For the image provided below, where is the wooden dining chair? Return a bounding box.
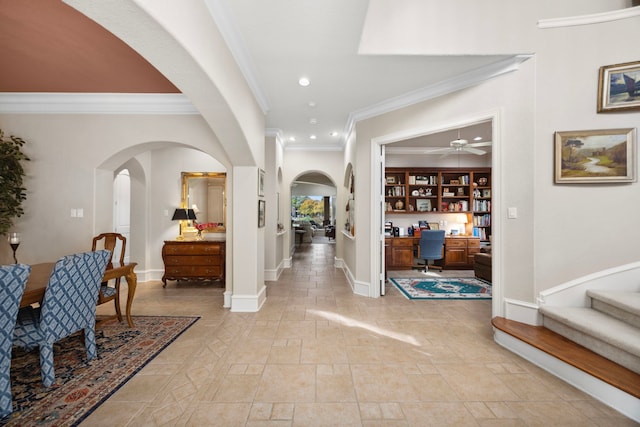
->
[91,233,126,323]
[0,264,30,417]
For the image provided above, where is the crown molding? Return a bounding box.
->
[538,6,640,28]
[344,55,532,141]
[0,93,198,114]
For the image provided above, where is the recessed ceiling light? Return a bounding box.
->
[289,136,296,142]
[329,131,338,137]
[309,118,317,124]
[308,101,316,108]
[474,136,483,141]
[298,77,310,87]
[310,135,317,140]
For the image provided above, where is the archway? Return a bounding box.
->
[291,171,337,244]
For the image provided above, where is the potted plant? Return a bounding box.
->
[0,129,29,236]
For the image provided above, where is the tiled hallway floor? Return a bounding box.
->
[85,242,636,426]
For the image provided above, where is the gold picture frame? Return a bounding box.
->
[598,61,640,113]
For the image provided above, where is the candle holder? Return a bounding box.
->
[8,232,20,264]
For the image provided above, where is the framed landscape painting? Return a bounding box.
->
[554,128,636,183]
[598,61,640,112]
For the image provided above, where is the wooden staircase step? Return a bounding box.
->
[491,316,640,399]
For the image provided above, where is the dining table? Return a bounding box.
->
[23,262,138,327]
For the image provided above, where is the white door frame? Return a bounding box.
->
[369,109,503,317]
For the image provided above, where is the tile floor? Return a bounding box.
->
[84,242,637,426]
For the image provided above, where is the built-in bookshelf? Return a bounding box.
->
[385,167,491,241]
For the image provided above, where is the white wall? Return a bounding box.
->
[352,0,640,308]
[265,135,286,280]
[0,114,226,272]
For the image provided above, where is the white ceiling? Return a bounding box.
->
[210,0,511,150]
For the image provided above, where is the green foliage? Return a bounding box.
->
[0,129,30,235]
[299,198,323,217]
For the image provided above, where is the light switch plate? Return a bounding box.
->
[508,207,517,219]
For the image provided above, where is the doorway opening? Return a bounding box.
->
[113,169,130,263]
[291,172,336,244]
[373,111,500,316]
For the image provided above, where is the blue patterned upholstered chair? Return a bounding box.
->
[0,264,31,418]
[13,250,109,387]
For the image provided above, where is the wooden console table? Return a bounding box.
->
[162,240,225,287]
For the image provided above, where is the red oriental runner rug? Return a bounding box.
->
[2,316,199,426]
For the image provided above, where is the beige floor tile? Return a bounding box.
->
[255,364,316,402]
[507,401,599,426]
[186,403,252,426]
[79,241,635,427]
[401,402,478,427]
[435,363,520,401]
[293,403,361,426]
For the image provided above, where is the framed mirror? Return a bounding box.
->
[181,172,226,232]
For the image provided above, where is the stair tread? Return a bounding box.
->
[539,306,640,354]
[492,317,640,399]
[587,290,640,317]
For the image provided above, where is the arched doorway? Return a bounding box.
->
[291,172,336,244]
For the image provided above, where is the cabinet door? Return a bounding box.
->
[391,246,414,268]
[445,248,467,266]
[467,238,480,266]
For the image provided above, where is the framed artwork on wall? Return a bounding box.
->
[258,169,265,197]
[554,128,636,183]
[597,61,640,113]
[258,200,265,227]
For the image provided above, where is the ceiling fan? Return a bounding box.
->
[422,130,492,156]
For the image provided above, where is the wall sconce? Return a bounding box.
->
[171,208,196,238]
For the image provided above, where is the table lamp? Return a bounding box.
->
[458,213,469,235]
[171,208,196,238]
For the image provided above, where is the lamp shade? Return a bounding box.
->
[171,208,197,221]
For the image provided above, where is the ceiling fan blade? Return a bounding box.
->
[424,147,455,154]
[464,147,487,155]
[468,141,492,148]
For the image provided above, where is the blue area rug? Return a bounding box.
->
[389,277,492,300]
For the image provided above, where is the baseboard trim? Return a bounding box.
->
[230,284,267,312]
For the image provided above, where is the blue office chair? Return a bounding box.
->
[0,264,30,418]
[13,250,110,387]
[418,229,445,272]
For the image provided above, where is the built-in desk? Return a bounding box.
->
[384,235,479,270]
